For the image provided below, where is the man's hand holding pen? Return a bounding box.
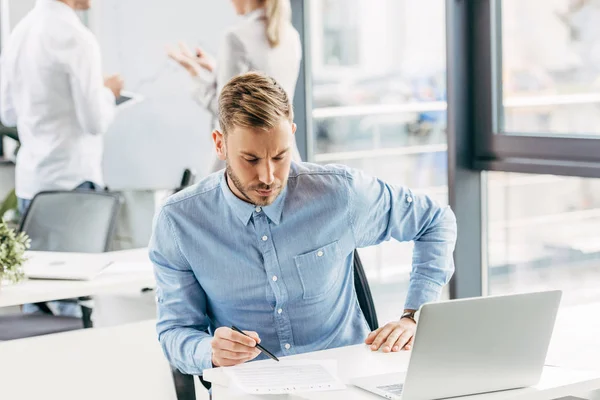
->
[211,326,262,367]
[211,326,281,367]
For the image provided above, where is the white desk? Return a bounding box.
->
[0,320,189,400]
[204,344,600,399]
[0,318,597,400]
[0,248,155,308]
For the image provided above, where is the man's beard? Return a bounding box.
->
[226,161,283,206]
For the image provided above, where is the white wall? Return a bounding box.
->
[6,0,35,30]
[90,0,237,191]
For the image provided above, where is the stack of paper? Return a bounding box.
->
[224,359,346,395]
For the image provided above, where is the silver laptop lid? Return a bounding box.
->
[402,290,562,400]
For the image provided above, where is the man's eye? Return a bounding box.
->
[273,157,283,161]
[245,158,259,164]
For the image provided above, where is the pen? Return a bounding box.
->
[231,325,280,362]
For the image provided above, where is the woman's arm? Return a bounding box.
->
[192,31,248,116]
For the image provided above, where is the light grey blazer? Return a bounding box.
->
[193,8,302,165]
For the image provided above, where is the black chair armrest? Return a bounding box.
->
[171,366,198,400]
[171,365,212,400]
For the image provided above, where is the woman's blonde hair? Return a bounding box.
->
[262,0,291,48]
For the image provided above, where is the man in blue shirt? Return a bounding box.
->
[149,72,457,374]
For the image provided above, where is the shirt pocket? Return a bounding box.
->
[294,240,342,300]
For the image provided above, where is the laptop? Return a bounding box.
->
[24,251,113,281]
[352,290,562,400]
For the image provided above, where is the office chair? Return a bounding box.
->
[175,168,196,193]
[170,249,379,399]
[0,190,122,341]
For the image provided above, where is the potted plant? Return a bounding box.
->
[0,219,30,288]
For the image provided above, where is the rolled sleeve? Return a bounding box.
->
[406,204,456,309]
[346,167,457,312]
[150,207,213,375]
[193,336,214,373]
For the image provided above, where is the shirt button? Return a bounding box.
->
[317,250,324,257]
[406,196,413,203]
[284,343,291,350]
[272,275,278,282]
[262,235,268,241]
[277,308,283,314]
[255,206,262,212]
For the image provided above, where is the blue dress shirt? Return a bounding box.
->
[149,162,456,375]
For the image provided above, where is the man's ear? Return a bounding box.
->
[292,123,297,136]
[213,130,227,161]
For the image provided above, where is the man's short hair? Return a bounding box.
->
[218,72,293,136]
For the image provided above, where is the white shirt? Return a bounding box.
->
[0,0,116,199]
[192,8,302,161]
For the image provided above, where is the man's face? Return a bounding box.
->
[74,0,92,10]
[214,118,296,207]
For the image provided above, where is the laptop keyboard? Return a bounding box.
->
[378,383,405,396]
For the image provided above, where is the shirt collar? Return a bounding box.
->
[244,8,266,21]
[220,172,287,226]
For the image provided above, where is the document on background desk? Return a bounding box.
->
[224,359,346,394]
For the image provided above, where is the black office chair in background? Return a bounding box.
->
[0,190,122,341]
[170,249,379,399]
[175,168,196,193]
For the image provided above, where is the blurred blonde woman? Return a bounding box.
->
[169,0,302,169]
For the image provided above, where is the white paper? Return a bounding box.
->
[224,359,346,395]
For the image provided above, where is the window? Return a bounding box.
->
[308,0,447,323]
[470,0,600,176]
[320,0,359,66]
[488,172,600,307]
[500,0,600,137]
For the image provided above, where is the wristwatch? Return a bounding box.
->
[400,310,417,323]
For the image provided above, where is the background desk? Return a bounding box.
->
[204,344,600,399]
[0,248,155,308]
[0,320,191,400]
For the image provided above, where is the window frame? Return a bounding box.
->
[471,0,600,178]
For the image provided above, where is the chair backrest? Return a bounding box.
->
[19,191,121,253]
[352,249,379,331]
[175,168,196,193]
[170,249,379,400]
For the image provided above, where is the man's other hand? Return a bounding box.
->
[364,318,416,353]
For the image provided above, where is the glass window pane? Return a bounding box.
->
[500,0,600,136]
[488,172,600,307]
[310,0,448,324]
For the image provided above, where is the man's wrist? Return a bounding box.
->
[400,309,417,322]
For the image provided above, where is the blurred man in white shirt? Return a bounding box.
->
[0,0,123,216]
[0,0,122,317]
